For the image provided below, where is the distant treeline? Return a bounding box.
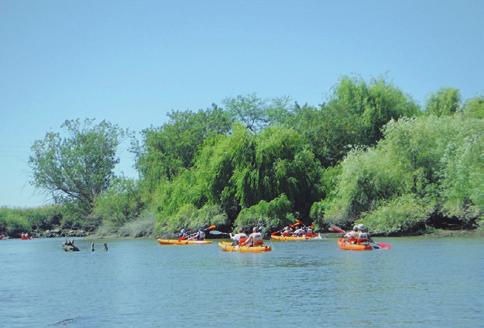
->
[1,77,482,238]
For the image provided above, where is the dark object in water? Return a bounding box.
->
[104,243,108,251]
[63,244,80,252]
[63,239,79,252]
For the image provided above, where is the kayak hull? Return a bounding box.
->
[218,242,271,253]
[337,238,373,251]
[271,234,320,241]
[158,239,212,245]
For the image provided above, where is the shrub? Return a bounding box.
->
[93,177,144,228]
[357,194,433,235]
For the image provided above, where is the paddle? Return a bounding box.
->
[209,230,229,236]
[329,225,346,234]
[375,242,392,250]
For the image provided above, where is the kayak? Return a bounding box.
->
[337,238,373,251]
[158,239,212,245]
[271,234,320,241]
[218,242,272,253]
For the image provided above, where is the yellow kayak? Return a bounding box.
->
[218,241,271,253]
[271,234,320,241]
[158,239,212,245]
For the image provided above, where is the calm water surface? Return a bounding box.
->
[0,237,482,327]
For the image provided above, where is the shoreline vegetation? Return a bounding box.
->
[1,77,482,240]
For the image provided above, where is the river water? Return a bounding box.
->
[0,237,482,327]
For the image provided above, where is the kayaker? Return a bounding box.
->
[191,229,206,241]
[356,224,370,244]
[178,228,189,240]
[230,228,248,246]
[294,227,305,236]
[282,226,293,236]
[306,226,315,237]
[244,227,263,247]
[344,226,359,244]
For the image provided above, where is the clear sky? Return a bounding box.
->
[1,0,483,207]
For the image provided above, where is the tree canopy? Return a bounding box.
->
[19,76,483,237]
[29,119,123,217]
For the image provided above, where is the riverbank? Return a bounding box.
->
[3,216,482,240]
[421,227,484,238]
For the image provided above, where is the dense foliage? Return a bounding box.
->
[0,205,63,237]
[323,114,483,234]
[5,76,479,238]
[93,177,144,228]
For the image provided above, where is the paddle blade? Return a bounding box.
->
[209,230,227,236]
[329,225,345,234]
[377,242,392,250]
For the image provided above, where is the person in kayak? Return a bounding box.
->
[294,226,305,236]
[244,227,263,247]
[306,225,316,237]
[190,229,206,241]
[281,226,294,236]
[344,225,359,244]
[356,224,371,244]
[230,228,248,246]
[178,228,190,240]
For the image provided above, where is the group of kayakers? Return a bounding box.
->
[175,218,377,250]
[229,227,264,246]
[178,226,212,241]
[272,218,318,238]
[20,232,31,240]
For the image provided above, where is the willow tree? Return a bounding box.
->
[135,105,232,194]
[283,77,420,167]
[29,119,123,217]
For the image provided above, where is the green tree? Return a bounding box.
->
[135,105,232,193]
[323,114,483,234]
[425,88,461,116]
[283,77,419,167]
[462,96,484,119]
[223,94,294,132]
[29,119,123,217]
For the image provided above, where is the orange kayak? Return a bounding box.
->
[271,234,320,241]
[337,238,373,251]
[218,242,271,253]
[158,239,212,245]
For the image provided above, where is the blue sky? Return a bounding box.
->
[1,0,483,207]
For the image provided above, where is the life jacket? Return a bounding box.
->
[348,236,358,244]
[238,237,247,245]
[357,232,369,244]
